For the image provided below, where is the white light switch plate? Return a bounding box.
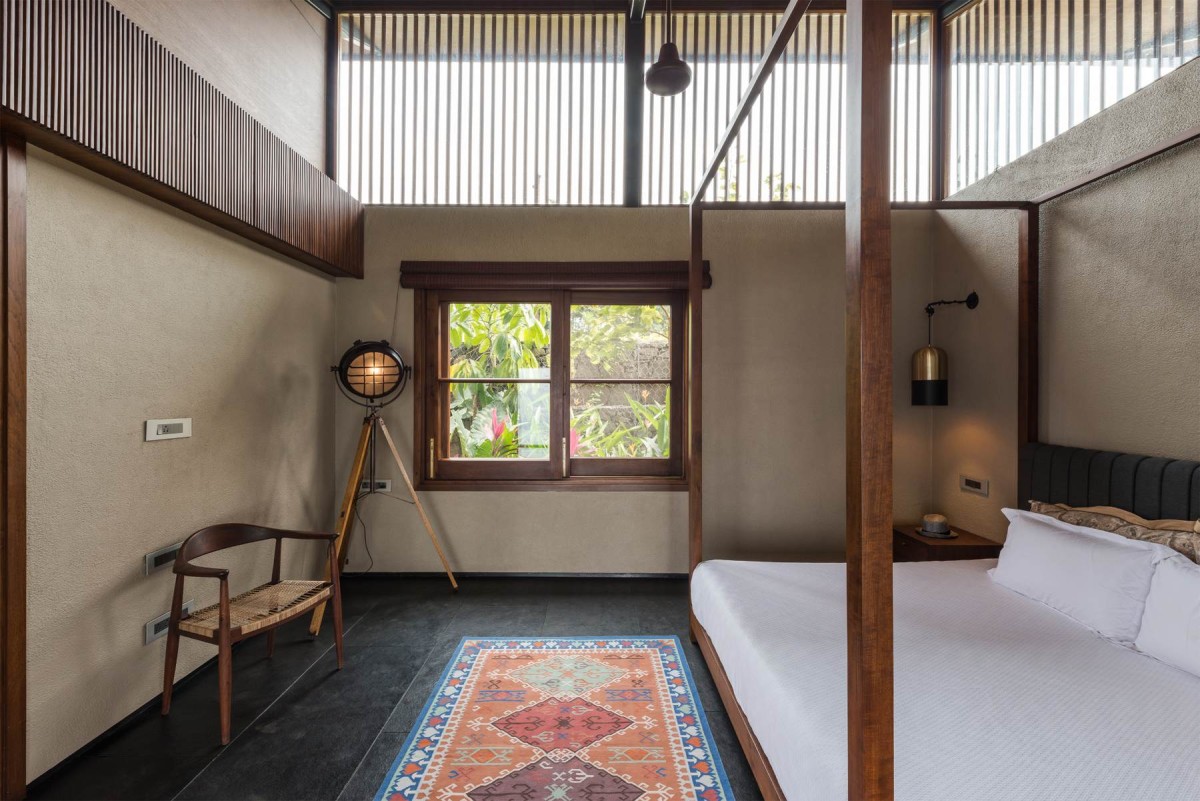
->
[145,418,192,441]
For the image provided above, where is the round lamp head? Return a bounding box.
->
[646,42,692,96]
[335,340,410,407]
[911,345,948,406]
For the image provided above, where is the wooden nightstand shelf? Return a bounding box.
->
[893,524,1002,562]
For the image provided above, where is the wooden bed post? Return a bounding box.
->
[844,2,895,800]
[1017,205,1040,446]
[687,203,703,574]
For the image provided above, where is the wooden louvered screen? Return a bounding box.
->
[337,12,626,205]
[645,10,933,204]
[0,0,362,277]
[947,0,1200,194]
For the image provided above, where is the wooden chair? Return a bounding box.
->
[160,523,345,745]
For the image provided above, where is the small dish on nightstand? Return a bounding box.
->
[919,513,956,538]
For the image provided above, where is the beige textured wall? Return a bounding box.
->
[112,0,327,165]
[335,207,934,573]
[24,151,336,779]
[932,59,1200,540]
[930,210,1021,539]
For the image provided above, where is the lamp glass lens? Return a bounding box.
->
[347,350,401,398]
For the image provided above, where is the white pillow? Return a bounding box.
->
[1135,556,1200,677]
[991,508,1175,642]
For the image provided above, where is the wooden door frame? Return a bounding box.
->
[1,132,28,801]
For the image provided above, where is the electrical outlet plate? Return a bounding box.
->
[146,418,192,441]
[145,542,183,575]
[960,474,990,497]
[359,478,393,493]
[145,599,194,644]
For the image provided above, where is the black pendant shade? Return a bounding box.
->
[646,0,691,97]
[646,41,692,96]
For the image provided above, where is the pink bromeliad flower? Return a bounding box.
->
[569,427,580,457]
[490,408,507,441]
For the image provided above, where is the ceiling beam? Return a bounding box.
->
[630,0,648,19]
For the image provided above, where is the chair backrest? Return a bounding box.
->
[178,523,281,563]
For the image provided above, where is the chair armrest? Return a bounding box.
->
[174,563,230,579]
[276,529,338,542]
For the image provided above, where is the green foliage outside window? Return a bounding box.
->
[446,301,672,460]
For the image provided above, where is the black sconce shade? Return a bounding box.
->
[912,292,977,407]
[912,345,949,406]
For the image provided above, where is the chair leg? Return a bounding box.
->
[218,632,233,745]
[331,585,345,670]
[161,624,180,715]
[266,630,275,658]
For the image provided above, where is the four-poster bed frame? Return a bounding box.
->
[679,1,1200,800]
[685,2,902,796]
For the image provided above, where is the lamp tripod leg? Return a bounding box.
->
[310,415,373,637]
[377,416,458,591]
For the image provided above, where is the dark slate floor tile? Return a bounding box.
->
[98,628,344,759]
[541,597,643,637]
[342,595,456,648]
[28,753,212,801]
[176,645,426,801]
[334,730,409,801]
[676,638,723,713]
[380,635,462,734]
[437,601,547,638]
[703,708,765,801]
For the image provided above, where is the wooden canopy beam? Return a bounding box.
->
[844,1,895,799]
[688,0,814,206]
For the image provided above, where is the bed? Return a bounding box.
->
[691,444,1200,800]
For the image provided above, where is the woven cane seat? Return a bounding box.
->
[179,580,331,638]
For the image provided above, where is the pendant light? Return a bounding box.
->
[912,292,979,406]
[645,0,692,97]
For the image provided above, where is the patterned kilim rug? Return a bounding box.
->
[374,637,732,801]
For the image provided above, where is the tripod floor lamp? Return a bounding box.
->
[310,340,457,637]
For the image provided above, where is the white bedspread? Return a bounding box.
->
[692,559,1200,801]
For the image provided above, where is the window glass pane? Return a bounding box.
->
[337,12,626,205]
[948,0,1200,194]
[448,380,550,459]
[448,302,551,379]
[570,304,671,380]
[570,384,670,459]
[646,11,933,204]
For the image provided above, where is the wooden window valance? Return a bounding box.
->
[399,261,713,291]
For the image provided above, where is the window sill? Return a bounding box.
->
[415,477,688,492]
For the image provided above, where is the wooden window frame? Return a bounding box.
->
[415,286,686,491]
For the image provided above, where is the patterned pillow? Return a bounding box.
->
[1029,501,1200,564]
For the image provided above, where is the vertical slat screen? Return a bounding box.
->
[338,12,626,205]
[645,11,933,204]
[0,0,362,276]
[948,0,1200,193]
